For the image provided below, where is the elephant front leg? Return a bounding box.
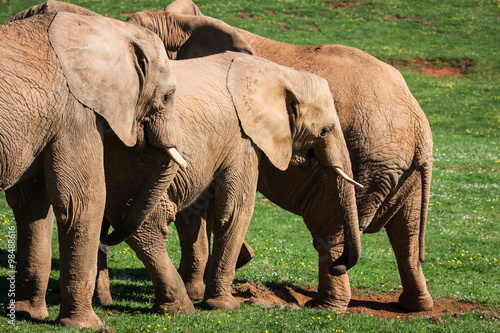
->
[305,231,351,311]
[306,256,351,310]
[6,180,54,320]
[45,127,105,328]
[175,212,209,300]
[385,185,433,311]
[127,206,195,315]
[202,165,258,310]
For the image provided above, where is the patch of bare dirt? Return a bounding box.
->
[388,57,472,77]
[235,11,255,19]
[232,282,497,321]
[324,1,372,9]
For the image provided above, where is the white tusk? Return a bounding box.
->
[334,167,364,188]
[166,147,187,170]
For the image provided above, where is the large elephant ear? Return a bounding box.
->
[227,56,297,171]
[175,14,254,59]
[128,10,254,59]
[165,0,203,16]
[49,12,157,147]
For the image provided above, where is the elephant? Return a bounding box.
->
[161,0,435,312]
[94,48,362,313]
[0,11,185,328]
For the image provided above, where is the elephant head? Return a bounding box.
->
[227,55,362,273]
[48,12,186,244]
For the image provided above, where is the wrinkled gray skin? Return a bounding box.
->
[1,11,182,328]
[164,0,434,312]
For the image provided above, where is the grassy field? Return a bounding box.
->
[1,0,499,332]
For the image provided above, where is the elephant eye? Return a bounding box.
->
[321,127,331,136]
[162,90,174,105]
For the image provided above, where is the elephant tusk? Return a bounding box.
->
[334,167,364,188]
[166,147,187,170]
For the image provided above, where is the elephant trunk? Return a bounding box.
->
[101,107,181,246]
[330,166,361,274]
[102,146,178,246]
[315,132,361,275]
[101,91,185,246]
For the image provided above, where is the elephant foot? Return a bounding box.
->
[201,295,240,310]
[305,295,349,311]
[398,291,433,312]
[92,278,113,306]
[184,281,205,300]
[93,268,113,306]
[56,309,103,329]
[13,300,49,320]
[154,299,196,315]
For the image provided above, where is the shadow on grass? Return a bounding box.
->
[348,298,404,313]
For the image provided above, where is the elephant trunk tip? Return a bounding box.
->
[330,260,347,276]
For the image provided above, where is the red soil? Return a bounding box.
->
[232,282,498,321]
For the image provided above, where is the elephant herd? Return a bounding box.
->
[0,0,433,328]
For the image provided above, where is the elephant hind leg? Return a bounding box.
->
[202,159,259,311]
[6,179,53,320]
[385,184,433,312]
[175,212,209,301]
[44,122,105,328]
[93,221,113,307]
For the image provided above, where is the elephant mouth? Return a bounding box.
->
[289,148,315,169]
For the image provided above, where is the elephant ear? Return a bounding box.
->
[227,56,297,171]
[49,12,152,147]
[175,14,254,59]
[164,0,204,16]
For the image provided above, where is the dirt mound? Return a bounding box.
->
[232,282,497,321]
[388,57,472,77]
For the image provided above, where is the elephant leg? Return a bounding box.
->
[5,180,53,320]
[385,184,433,311]
[175,212,209,300]
[306,266,351,311]
[202,162,259,310]
[302,192,351,310]
[45,127,105,328]
[236,240,255,269]
[127,203,195,315]
[305,245,351,310]
[93,219,113,306]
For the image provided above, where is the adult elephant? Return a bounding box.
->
[95,50,362,313]
[162,0,435,312]
[1,12,184,328]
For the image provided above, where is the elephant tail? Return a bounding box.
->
[418,161,433,263]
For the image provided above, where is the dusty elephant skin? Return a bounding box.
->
[163,0,434,312]
[93,50,359,314]
[0,11,183,328]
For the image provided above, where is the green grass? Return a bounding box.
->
[1,0,499,331]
